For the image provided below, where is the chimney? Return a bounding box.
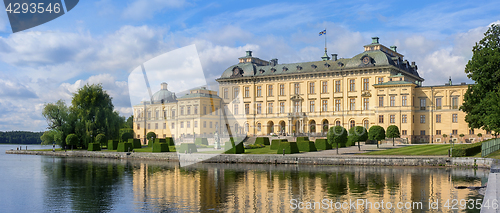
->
[331,54,338,61]
[270,58,278,66]
[161,82,168,90]
[372,37,379,44]
[246,50,252,57]
[390,46,397,52]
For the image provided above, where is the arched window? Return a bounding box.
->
[350,120,355,129]
[335,120,341,126]
[363,120,369,129]
[257,123,262,132]
[245,123,249,132]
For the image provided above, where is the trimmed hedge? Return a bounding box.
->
[152,142,170,152]
[255,137,270,145]
[128,139,142,148]
[296,136,309,143]
[315,139,332,150]
[195,138,209,146]
[178,143,197,153]
[271,139,287,150]
[155,138,166,143]
[276,142,299,154]
[117,142,134,152]
[107,140,118,150]
[148,139,154,147]
[165,137,175,146]
[452,142,483,157]
[87,143,101,151]
[297,141,317,152]
[224,138,244,154]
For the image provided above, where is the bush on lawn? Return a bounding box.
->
[117,142,134,152]
[276,142,299,154]
[255,137,270,145]
[296,136,309,143]
[152,142,170,152]
[107,140,118,150]
[195,138,208,146]
[452,142,483,157]
[128,138,142,148]
[244,144,265,149]
[224,137,244,154]
[270,139,287,150]
[87,143,101,151]
[315,139,332,150]
[297,141,317,152]
[178,143,197,153]
[165,137,175,146]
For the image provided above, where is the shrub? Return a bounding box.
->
[327,126,348,147]
[146,132,156,140]
[165,137,175,146]
[152,143,170,152]
[297,141,317,152]
[128,139,142,148]
[117,142,134,152]
[95,134,106,145]
[224,138,244,154]
[452,142,483,157]
[119,128,134,142]
[276,142,299,154]
[315,139,332,150]
[296,136,309,143]
[348,126,368,149]
[271,139,287,150]
[107,140,118,150]
[120,132,133,142]
[178,143,197,153]
[255,137,270,145]
[66,134,79,147]
[244,144,265,149]
[87,143,101,151]
[195,138,209,146]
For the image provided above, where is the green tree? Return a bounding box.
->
[477,133,483,141]
[386,125,400,146]
[71,84,121,148]
[461,24,500,134]
[348,126,368,151]
[443,134,448,144]
[459,133,465,143]
[41,130,58,145]
[327,126,348,149]
[121,132,133,142]
[124,115,134,129]
[146,131,156,144]
[66,133,79,149]
[368,125,385,148]
[42,100,74,147]
[95,133,106,147]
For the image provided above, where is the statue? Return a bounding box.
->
[214,126,220,149]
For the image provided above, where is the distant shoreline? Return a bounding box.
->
[5,150,498,169]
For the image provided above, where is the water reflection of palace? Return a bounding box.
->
[132,163,488,212]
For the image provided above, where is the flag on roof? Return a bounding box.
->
[319,29,326,36]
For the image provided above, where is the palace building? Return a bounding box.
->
[216,37,491,143]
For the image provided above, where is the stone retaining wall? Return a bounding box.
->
[6,150,498,168]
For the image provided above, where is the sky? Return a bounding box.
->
[0,0,499,132]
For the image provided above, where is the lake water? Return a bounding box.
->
[0,144,489,212]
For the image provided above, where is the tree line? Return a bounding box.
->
[0,131,43,144]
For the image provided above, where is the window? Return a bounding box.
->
[155,123,158,129]
[310,101,315,112]
[436,98,442,110]
[180,122,184,128]
[137,124,140,129]
[335,99,341,111]
[335,80,341,92]
[187,121,190,128]
[233,87,239,99]
[294,83,300,94]
[436,130,441,135]
[148,111,151,119]
[223,88,228,99]
[180,107,184,115]
[452,129,458,135]
[349,79,355,91]
[390,115,395,123]
[350,120,355,129]
[363,120,369,129]
[155,110,159,119]
[452,97,459,109]
[420,130,426,136]
[420,115,425,123]
[322,81,328,93]
[349,98,355,110]
[294,101,301,112]
[234,104,239,115]
[194,106,198,114]
[245,104,249,115]
[268,103,273,114]
[163,123,166,129]
[363,98,369,110]
[420,98,426,110]
[402,95,407,106]
[203,106,206,115]
[257,103,262,114]
[336,121,341,126]
[244,87,250,98]
[322,100,328,112]
[210,122,212,128]
[390,96,396,106]
[309,82,315,94]
[379,96,384,107]
[469,129,474,135]
[268,85,273,97]
[378,115,384,123]
[187,106,191,115]
[194,121,198,128]
[215,107,218,115]
[402,130,407,135]
[402,114,407,123]
[452,114,458,123]
[171,122,175,129]
[163,110,167,118]
[436,114,441,123]
[256,86,262,97]
[378,77,384,84]
[363,78,369,91]
[257,123,261,132]
[203,121,206,128]
[279,84,285,96]
[280,102,285,113]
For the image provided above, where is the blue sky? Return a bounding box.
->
[0,0,499,131]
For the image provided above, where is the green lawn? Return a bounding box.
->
[243,145,280,154]
[361,144,472,156]
[486,149,500,159]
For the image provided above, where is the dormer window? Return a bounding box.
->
[259,69,265,74]
[324,63,330,67]
[270,68,276,72]
[296,65,302,70]
[282,66,288,72]
[311,64,317,69]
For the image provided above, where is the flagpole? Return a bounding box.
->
[324,28,327,52]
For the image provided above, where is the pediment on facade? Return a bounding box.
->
[361,91,372,97]
[290,94,303,101]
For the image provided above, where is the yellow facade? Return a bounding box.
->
[216,37,492,143]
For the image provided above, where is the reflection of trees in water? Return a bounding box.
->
[346,172,368,195]
[367,172,386,195]
[42,158,131,212]
[326,172,348,197]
